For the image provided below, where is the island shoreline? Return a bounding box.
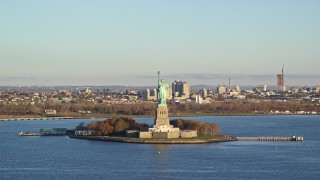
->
[68,135,237,144]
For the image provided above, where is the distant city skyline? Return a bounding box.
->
[1,1,319,86]
[0,73,319,87]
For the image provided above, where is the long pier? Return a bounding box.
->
[0,117,74,121]
[236,136,303,141]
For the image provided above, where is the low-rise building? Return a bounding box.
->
[44,109,57,115]
[75,130,94,136]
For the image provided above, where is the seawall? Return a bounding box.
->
[68,135,236,144]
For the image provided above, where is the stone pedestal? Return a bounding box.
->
[139,104,197,139]
[154,105,170,127]
[147,105,180,134]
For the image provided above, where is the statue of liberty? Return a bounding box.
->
[157,71,168,105]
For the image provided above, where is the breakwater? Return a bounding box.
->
[0,117,74,121]
[237,136,303,141]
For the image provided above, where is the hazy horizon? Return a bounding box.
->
[1,1,319,86]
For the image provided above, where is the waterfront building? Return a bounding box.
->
[44,109,57,115]
[75,130,93,136]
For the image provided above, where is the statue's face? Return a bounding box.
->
[161,80,164,83]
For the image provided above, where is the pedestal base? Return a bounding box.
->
[154,105,170,127]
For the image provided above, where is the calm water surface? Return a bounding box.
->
[0,116,319,180]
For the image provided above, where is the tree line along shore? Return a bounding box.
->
[0,100,319,119]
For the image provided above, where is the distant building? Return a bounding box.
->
[191,94,203,104]
[172,80,190,99]
[232,95,246,100]
[313,86,320,93]
[277,65,285,92]
[217,86,227,94]
[142,89,157,100]
[277,74,284,91]
[290,86,299,94]
[167,88,172,100]
[256,85,267,92]
[79,88,91,95]
[126,90,137,95]
[201,88,207,98]
[244,89,254,94]
[234,86,241,93]
[143,88,171,101]
[229,90,239,96]
[58,89,71,96]
[300,86,309,93]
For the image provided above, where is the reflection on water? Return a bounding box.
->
[153,144,170,169]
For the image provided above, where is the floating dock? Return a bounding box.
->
[236,136,303,141]
[19,128,67,136]
[19,132,43,136]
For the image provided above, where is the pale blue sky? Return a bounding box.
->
[0,0,319,86]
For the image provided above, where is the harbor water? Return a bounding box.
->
[0,115,319,179]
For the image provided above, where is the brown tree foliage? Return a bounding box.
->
[170,119,220,135]
[86,117,148,136]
